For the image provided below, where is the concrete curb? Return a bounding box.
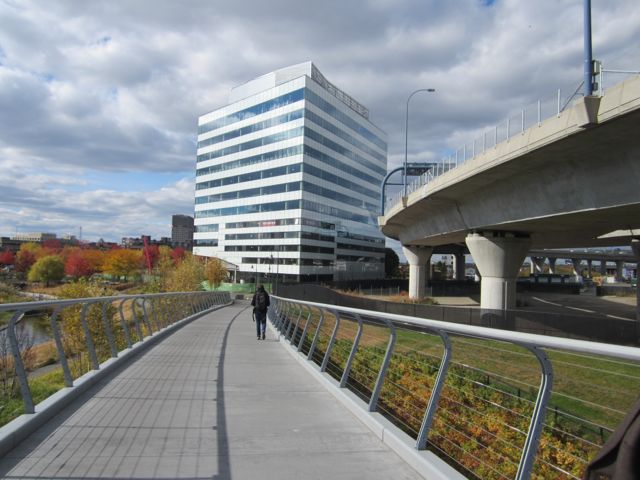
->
[269,323,466,480]
[0,302,232,458]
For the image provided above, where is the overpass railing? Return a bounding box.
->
[269,295,640,480]
[385,72,640,213]
[0,291,231,424]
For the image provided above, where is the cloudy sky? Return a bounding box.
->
[1,0,639,244]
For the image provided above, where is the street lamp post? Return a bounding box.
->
[404,88,435,197]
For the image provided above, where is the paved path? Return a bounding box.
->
[0,301,421,479]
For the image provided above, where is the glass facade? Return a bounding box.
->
[194,63,387,282]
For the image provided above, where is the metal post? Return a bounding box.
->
[369,318,397,412]
[417,330,452,450]
[515,345,554,480]
[584,0,593,97]
[340,314,363,388]
[320,310,341,373]
[308,309,325,361]
[297,306,313,352]
[8,311,34,413]
[49,306,73,387]
[80,302,100,370]
[118,299,133,348]
[287,304,302,341]
[101,301,118,358]
[404,88,435,198]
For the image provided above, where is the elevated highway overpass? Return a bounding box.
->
[379,75,640,312]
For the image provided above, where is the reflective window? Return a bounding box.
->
[196,145,303,177]
[305,109,385,162]
[197,127,303,163]
[305,127,385,177]
[198,110,304,149]
[305,89,386,151]
[198,89,304,135]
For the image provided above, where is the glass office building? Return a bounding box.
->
[193,62,387,282]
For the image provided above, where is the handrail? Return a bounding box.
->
[0,291,231,417]
[268,295,640,480]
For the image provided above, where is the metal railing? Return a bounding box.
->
[385,70,640,213]
[269,295,640,480]
[0,291,231,420]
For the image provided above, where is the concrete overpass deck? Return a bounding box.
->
[0,302,421,480]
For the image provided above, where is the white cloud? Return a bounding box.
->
[0,0,638,241]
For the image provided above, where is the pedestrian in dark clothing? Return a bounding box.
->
[251,285,270,340]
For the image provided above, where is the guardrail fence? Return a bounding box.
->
[269,296,640,480]
[0,291,230,425]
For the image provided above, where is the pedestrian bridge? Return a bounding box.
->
[0,293,639,480]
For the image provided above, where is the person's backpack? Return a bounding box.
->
[255,291,268,312]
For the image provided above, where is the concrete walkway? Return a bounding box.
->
[0,301,421,479]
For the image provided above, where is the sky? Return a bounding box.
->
[1,0,639,245]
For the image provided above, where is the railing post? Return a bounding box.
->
[417,329,452,450]
[49,306,73,387]
[537,99,541,126]
[307,309,325,361]
[139,298,153,334]
[515,345,554,480]
[287,304,302,342]
[320,310,341,373]
[8,311,34,414]
[101,301,118,358]
[151,298,161,331]
[340,314,363,388]
[118,299,133,348]
[369,318,397,412]
[131,298,144,341]
[297,306,313,352]
[80,302,100,370]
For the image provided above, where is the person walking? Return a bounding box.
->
[251,285,270,340]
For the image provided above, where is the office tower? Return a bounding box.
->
[194,62,387,282]
[171,214,194,249]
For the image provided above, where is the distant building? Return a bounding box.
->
[11,232,57,243]
[193,62,387,282]
[0,237,22,254]
[172,215,194,249]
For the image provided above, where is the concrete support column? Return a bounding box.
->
[403,245,433,299]
[454,253,465,280]
[587,259,593,278]
[600,260,608,276]
[465,232,531,311]
[547,257,557,274]
[530,256,545,275]
[571,258,582,281]
[615,260,625,282]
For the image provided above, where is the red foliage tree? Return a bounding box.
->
[142,244,160,270]
[14,249,36,273]
[171,247,186,265]
[42,239,63,256]
[0,249,14,266]
[65,251,92,278]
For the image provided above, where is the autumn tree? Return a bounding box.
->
[141,244,159,273]
[204,258,227,289]
[64,248,104,278]
[171,247,186,264]
[165,253,204,292]
[102,249,142,279]
[14,243,41,273]
[27,255,65,286]
[0,249,14,266]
